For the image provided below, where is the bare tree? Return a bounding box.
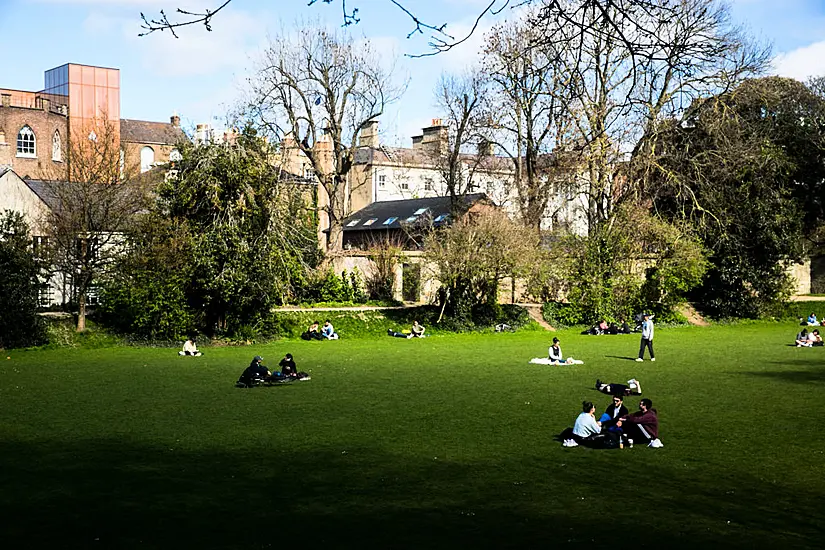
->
[525,0,769,234]
[484,13,580,230]
[246,23,404,251]
[139,0,510,56]
[43,117,150,331]
[430,71,495,215]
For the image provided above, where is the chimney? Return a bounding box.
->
[170,114,181,127]
[359,120,379,148]
[195,123,211,144]
[40,97,51,112]
[412,118,448,153]
[2,93,11,108]
[477,138,493,157]
[0,130,11,169]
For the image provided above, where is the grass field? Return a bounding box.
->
[1,322,824,549]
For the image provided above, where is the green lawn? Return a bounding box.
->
[1,322,823,549]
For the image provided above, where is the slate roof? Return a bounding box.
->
[120,119,186,145]
[341,193,489,232]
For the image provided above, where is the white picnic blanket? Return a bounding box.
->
[529,357,584,365]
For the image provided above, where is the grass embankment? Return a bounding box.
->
[1,322,823,549]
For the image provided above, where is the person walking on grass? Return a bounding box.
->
[636,313,655,362]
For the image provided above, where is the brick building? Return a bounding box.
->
[0,63,185,180]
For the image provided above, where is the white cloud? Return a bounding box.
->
[772,41,825,80]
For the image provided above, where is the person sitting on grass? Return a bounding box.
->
[237,356,271,388]
[561,401,604,447]
[178,337,202,356]
[302,321,324,341]
[595,378,642,396]
[278,353,311,381]
[599,395,629,435]
[808,313,819,326]
[387,322,423,338]
[617,398,663,448]
[809,329,823,347]
[796,328,811,347]
[321,320,339,340]
[409,320,426,338]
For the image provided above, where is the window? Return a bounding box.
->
[346,219,361,227]
[405,216,418,223]
[423,178,433,191]
[378,174,386,187]
[32,236,50,260]
[363,218,378,226]
[434,214,449,223]
[52,131,62,162]
[38,283,53,308]
[382,217,398,225]
[17,126,36,157]
[413,208,428,215]
[140,146,155,173]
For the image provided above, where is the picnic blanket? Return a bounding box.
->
[529,358,584,365]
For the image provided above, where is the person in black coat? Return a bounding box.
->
[237,356,271,387]
[279,353,297,377]
[599,395,629,433]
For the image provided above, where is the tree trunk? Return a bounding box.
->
[77,289,86,332]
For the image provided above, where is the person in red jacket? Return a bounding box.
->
[618,398,663,448]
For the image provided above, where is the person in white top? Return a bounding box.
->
[562,401,603,447]
[636,313,655,362]
[178,338,202,356]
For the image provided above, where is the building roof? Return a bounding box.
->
[341,193,489,232]
[120,119,186,145]
[354,145,514,173]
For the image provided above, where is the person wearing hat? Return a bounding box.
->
[636,313,655,362]
[237,355,271,387]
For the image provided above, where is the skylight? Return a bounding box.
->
[405,216,417,223]
[383,217,398,225]
[363,218,378,226]
[413,207,428,215]
[346,219,361,227]
[433,214,449,223]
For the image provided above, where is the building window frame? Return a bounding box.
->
[52,130,62,162]
[17,125,36,158]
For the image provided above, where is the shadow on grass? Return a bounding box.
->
[742,368,825,384]
[1,438,823,549]
[604,355,639,361]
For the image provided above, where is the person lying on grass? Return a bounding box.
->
[595,378,642,396]
[617,398,663,448]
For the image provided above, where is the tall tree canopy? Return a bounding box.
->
[649,76,825,317]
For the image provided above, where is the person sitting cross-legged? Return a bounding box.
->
[278,353,311,381]
[321,320,339,340]
[561,401,605,448]
[796,328,812,347]
[237,356,271,388]
[617,398,663,448]
[599,394,629,437]
[178,337,202,357]
[408,320,426,338]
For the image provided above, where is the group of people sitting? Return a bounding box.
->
[560,391,663,449]
[236,354,311,387]
[388,320,426,339]
[582,318,632,336]
[795,328,823,347]
[301,320,339,341]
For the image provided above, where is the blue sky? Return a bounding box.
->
[2,0,825,145]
